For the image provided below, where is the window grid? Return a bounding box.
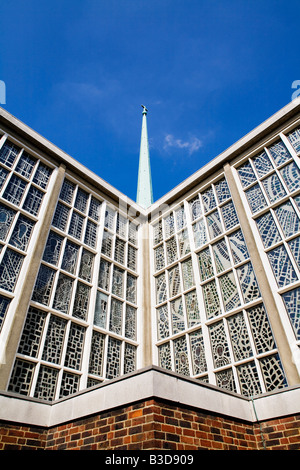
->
[235,131,300,350]
[10,179,140,400]
[152,175,286,396]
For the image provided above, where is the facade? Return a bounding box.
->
[0,100,300,450]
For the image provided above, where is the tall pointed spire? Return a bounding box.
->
[136,105,153,209]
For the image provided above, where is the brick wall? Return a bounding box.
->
[0,398,299,450]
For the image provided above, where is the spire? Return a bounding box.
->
[136,105,153,209]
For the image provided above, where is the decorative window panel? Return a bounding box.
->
[116,213,127,238]
[127,245,137,271]
[274,201,300,238]
[32,265,56,305]
[178,229,190,257]
[34,366,58,401]
[114,237,126,265]
[202,280,221,319]
[84,220,98,248]
[9,214,35,252]
[125,305,136,340]
[247,304,276,353]
[98,259,111,291]
[237,161,257,188]
[89,197,101,221]
[74,188,89,213]
[61,240,80,274]
[79,249,94,282]
[22,186,44,216]
[52,202,70,231]
[252,151,273,178]
[220,201,239,231]
[157,304,169,340]
[267,245,298,287]
[256,212,282,248]
[59,179,75,204]
[198,248,214,282]
[0,167,9,190]
[0,204,16,241]
[262,174,286,204]
[89,331,105,376]
[227,313,253,361]
[268,140,291,166]
[171,296,185,334]
[280,161,300,193]
[185,290,200,327]
[166,237,177,264]
[181,258,194,290]
[43,231,64,265]
[72,282,90,320]
[104,207,115,230]
[228,230,249,264]
[288,127,300,153]
[158,342,172,370]
[60,372,79,398]
[175,206,186,230]
[193,219,207,248]
[237,361,262,397]
[209,321,231,368]
[156,273,167,304]
[68,211,84,240]
[259,354,287,392]
[289,236,300,268]
[219,271,241,312]
[94,291,108,328]
[236,262,260,304]
[168,265,181,298]
[101,230,113,257]
[2,174,27,206]
[173,335,190,376]
[0,295,11,331]
[109,298,123,334]
[33,162,52,189]
[124,343,136,374]
[15,151,36,179]
[64,323,85,370]
[112,266,124,298]
[215,178,231,203]
[8,359,35,396]
[245,184,267,213]
[216,368,236,393]
[164,213,175,238]
[189,196,202,220]
[189,329,207,375]
[106,337,121,379]
[282,287,300,340]
[0,141,21,167]
[212,239,231,274]
[202,187,216,213]
[52,274,74,314]
[18,307,47,358]
[206,210,223,239]
[0,248,24,292]
[126,274,137,304]
[42,315,67,364]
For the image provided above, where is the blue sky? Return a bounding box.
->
[1,0,300,202]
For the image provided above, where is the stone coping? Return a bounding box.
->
[0,366,299,428]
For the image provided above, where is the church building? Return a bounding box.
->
[0,100,299,450]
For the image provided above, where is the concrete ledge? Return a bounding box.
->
[0,366,299,428]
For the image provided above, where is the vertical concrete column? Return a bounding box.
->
[224,163,300,385]
[0,164,66,390]
[140,221,152,367]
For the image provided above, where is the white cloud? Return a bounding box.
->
[163,134,202,155]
